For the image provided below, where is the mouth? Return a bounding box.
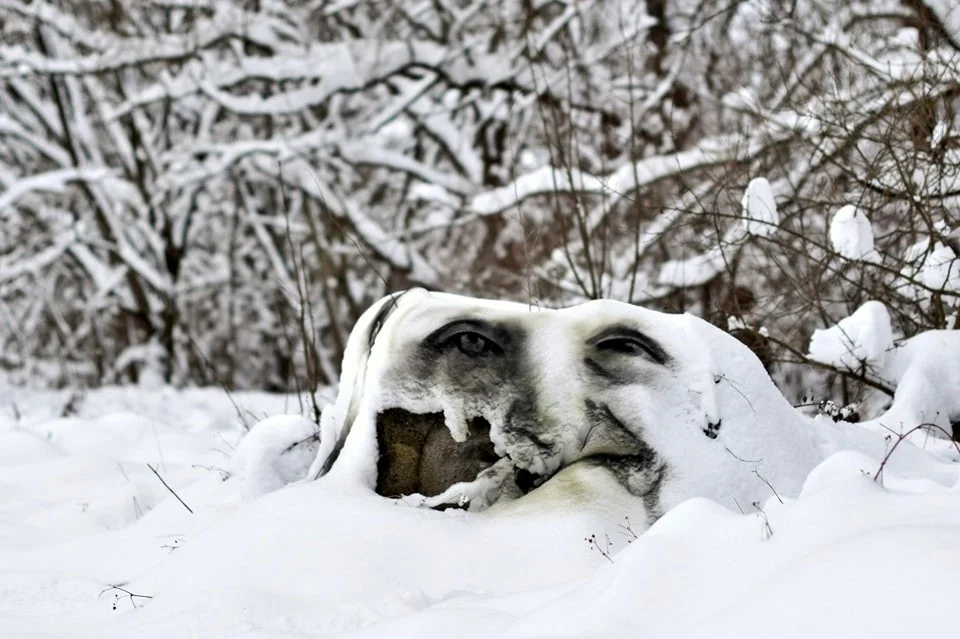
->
[375,408,546,510]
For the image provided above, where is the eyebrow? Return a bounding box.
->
[586,325,670,365]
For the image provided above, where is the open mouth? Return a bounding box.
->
[375,408,544,510]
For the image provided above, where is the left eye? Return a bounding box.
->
[451,331,500,357]
[426,320,508,358]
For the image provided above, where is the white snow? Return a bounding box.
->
[468,137,750,218]
[868,330,960,437]
[927,1,960,41]
[2,297,960,638]
[920,241,960,291]
[655,224,745,288]
[829,204,880,262]
[932,120,949,148]
[741,177,779,236]
[230,414,320,500]
[0,166,114,211]
[808,300,894,375]
[407,182,460,209]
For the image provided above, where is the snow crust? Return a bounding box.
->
[231,415,319,500]
[870,330,960,436]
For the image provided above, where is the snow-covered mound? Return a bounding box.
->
[231,414,321,500]
[313,290,958,521]
[808,300,893,375]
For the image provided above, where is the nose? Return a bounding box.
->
[522,314,591,464]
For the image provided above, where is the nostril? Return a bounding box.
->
[514,468,539,494]
[468,415,493,437]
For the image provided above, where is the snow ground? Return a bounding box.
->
[1,379,959,637]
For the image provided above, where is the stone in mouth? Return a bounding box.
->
[375,408,541,509]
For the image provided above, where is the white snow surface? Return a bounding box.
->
[808,300,894,375]
[231,414,320,500]
[740,177,779,236]
[928,1,960,41]
[829,204,880,262]
[2,297,960,638]
[870,329,960,436]
[920,241,960,292]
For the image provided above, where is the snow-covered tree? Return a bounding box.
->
[2,0,959,408]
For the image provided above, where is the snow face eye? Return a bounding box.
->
[453,331,500,357]
[589,327,668,365]
[595,337,648,356]
[426,320,506,358]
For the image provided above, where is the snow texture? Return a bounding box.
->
[869,329,960,436]
[230,415,320,500]
[807,301,894,375]
[920,241,960,291]
[655,223,746,288]
[740,177,779,236]
[927,1,960,41]
[829,204,880,262]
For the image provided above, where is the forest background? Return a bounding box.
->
[2,0,959,415]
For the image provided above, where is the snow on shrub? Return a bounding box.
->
[807,301,893,375]
[829,205,879,263]
[657,178,781,289]
[920,242,960,292]
[741,177,779,237]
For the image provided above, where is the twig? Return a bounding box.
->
[753,469,784,505]
[185,333,249,430]
[713,373,758,415]
[752,501,774,540]
[874,422,960,485]
[191,463,231,481]
[765,335,896,396]
[724,446,763,464]
[618,516,639,543]
[99,585,153,610]
[146,464,194,514]
[585,532,615,563]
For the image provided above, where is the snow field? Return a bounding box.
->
[2,316,960,637]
